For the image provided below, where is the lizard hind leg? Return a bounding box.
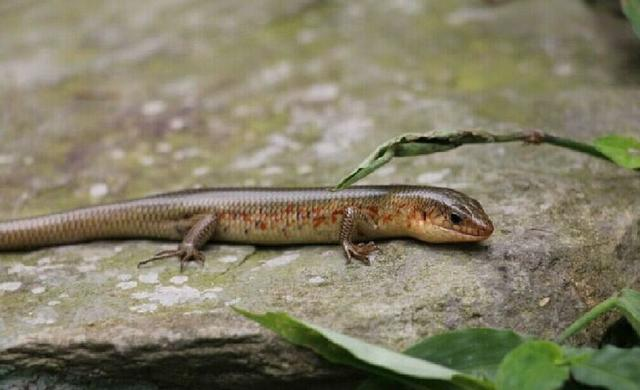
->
[138,214,217,272]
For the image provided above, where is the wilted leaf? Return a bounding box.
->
[334,130,520,189]
[334,130,628,190]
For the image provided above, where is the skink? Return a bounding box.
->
[0,185,494,269]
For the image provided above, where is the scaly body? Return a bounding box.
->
[0,186,494,268]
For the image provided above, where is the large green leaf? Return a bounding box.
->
[234,308,492,389]
[593,135,640,169]
[495,341,569,390]
[404,329,527,381]
[622,0,640,39]
[359,329,527,390]
[566,346,640,390]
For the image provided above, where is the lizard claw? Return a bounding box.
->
[343,241,379,266]
[138,244,205,272]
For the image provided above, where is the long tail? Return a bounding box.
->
[0,203,171,251]
[0,207,109,250]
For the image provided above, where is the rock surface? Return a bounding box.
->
[1,0,639,388]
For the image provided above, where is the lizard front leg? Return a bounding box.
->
[340,207,379,265]
[138,214,217,271]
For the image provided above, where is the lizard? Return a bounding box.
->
[0,185,494,270]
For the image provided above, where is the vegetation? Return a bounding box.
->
[334,130,639,190]
[235,288,640,389]
[623,0,640,38]
[236,124,640,389]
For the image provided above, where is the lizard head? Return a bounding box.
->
[407,187,494,243]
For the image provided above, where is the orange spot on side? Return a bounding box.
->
[259,222,268,230]
[331,209,344,223]
[313,216,326,228]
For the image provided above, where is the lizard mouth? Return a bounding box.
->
[433,221,494,242]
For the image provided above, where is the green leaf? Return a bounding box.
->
[567,346,640,390]
[233,308,492,389]
[359,329,526,390]
[404,328,527,381]
[559,289,640,342]
[622,0,640,39]
[617,288,640,334]
[593,134,640,169]
[495,341,569,390]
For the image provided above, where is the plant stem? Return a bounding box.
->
[540,134,610,161]
[557,297,619,343]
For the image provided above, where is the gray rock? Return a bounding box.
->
[1,0,639,387]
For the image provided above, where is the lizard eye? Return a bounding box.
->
[450,213,462,225]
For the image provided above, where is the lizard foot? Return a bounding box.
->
[138,244,205,272]
[343,241,379,266]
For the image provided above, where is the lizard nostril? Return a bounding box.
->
[483,220,494,236]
